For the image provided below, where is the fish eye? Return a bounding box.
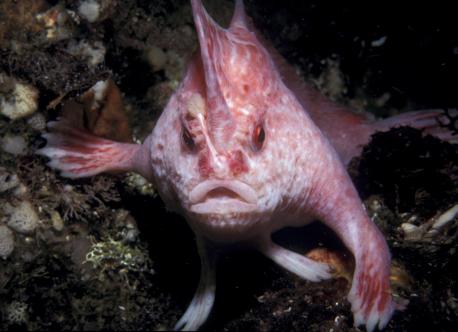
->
[252,123,265,151]
[181,126,196,151]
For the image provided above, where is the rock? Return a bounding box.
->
[78,0,114,23]
[0,168,27,197]
[27,113,47,131]
[5,201,40,234]
[0,74,39,120]
[1,135,28,155]
[78,0,101,22]
[0,168,20,193]
[0,225,15,259]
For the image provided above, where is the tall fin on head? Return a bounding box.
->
[191,0,234,145]
[190,0,280,147]
[229,0,250,30]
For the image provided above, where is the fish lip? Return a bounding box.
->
[189,179,257,204]
[190,199,257,215]
[189,179,258,214]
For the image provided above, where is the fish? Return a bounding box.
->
[37,0,457,330]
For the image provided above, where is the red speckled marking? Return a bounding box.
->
[378,284,390,311]
[363,277,380,316]
[61,156,88,164]
[228,150,248,175]
[198,150,213,177]
[354,244,391,318]
[55,142,134,176]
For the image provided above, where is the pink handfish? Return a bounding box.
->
[38,0,457,330]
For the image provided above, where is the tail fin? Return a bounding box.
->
[37,118,140,178]
[376,108,458,143]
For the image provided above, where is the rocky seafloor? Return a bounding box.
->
[0,0,457,331]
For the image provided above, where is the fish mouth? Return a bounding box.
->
[189,180,258,215]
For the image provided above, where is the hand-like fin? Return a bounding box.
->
[174,239,217,331]
[37,118,140,178]
[377,108,458,144]
[256,238,332,282]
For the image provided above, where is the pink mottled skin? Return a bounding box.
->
[37,1,457,331]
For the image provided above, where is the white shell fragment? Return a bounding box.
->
[427,204,458,236]
[89,80,109,109]
[78,0,101,22]
[66,40,106,66]
[371,36,388,47]
[0,225,15,259]
[78,0,113,23]
[401,204,458,241]
[187,93,206,118]
[400,222,422,241]
[0,74,39,120]
[5,201,40,234]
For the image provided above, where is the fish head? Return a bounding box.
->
[152,0,314,240]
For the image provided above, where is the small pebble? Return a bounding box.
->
[51,210,64,232]
[146,45,167,72]
[401,222,422,241]
[0,75,39,120]
[0,225,15,259]
[0,168,20,192]
[27,113,47,131]
[13,184,28,197]
[1,135,28,155]
[78,0,101,22]
[5,201,40,234]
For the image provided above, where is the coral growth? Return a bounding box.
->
[84,237,154,287]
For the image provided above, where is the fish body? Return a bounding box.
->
[38,0,457,331]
